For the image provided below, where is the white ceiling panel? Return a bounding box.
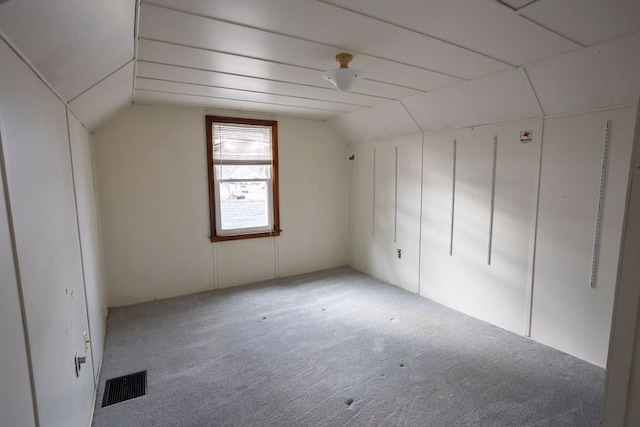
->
[138,40,422,99]
[525,32,640,116]
[521,0,640,46]
[137,62,387,107]
[139,4,462,91]
[143,0,509,79]
[138,39,420,99]
[321,0,579,66]
[135,90,332,120]
[403,69,542,133]
[329,101,421,144]
[135,79,359,113]
[0,0,134,101]
[69,62,135,130]
[1,0,637,131]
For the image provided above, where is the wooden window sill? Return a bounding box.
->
[210,230,282,242]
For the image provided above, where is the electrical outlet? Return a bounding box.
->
[83,331,90,352]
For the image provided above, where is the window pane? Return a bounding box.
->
[218,181,270,231]
[214,165,271,180]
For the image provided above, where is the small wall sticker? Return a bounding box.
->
[520,130,533,143]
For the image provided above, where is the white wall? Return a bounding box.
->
[347,106,637,366]
[92,104,347,306]
[531,107,636,367]
[349,135,422,293]
[0,36,106,426]
[68,112,108,381]
[0,132,36,427]
[421,120,543,334]
[602,96,640,425]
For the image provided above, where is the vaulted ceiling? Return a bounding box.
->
[0,0,639,137]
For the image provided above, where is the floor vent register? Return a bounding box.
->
[102,371,147,407]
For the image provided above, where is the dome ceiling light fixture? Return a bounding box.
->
[322,53,364,92]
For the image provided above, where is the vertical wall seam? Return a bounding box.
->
[88,134,109,317]
[212,243,218,289]
[487,135,498,265]
[394,146,398,243]
[525,120,545,337]
[417,136,425,295]
[372,148,376,238]
[449,139,457,256]
[65,108,97,385]
[0,119,41,427]
[274,237,280,278]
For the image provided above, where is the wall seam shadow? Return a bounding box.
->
[0,113,41,427]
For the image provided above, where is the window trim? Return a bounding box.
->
[205,115,281,242]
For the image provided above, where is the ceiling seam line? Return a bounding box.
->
[0,28,89,131]
[516,15,587,48]
[140,2,471,81]
[519,67,545,117]
[136,61,395,101]
[139,37,325,72]
[582,30,640,51]
[138,38,444,93]
[88,102,135,132]
[398,100,422,133]
[136,77,374,107]
[485,0,583,48]
[418,102,638,138]
[513,0,544,14]
[135,88,350,113]
[489,0,516,12]
[68,59,135,103]
[317,0,516,68]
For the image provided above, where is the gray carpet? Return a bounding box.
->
[92,267,604,427]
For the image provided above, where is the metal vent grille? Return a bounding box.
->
[102,371,147,407]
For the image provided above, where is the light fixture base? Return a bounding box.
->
[335,53,353,69]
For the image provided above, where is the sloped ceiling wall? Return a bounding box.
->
[0,0,135,129]
[0,0,638,135]
[329,1,640,143]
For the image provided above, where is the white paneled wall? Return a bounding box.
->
[602,98,640,425]
[0,140,36,427]
[350,135,422,293]
[68,112,108,381]
[532,108,636,366]
[93,105,215,305]
[348,106,637,366]
[277,118,348,277]
[93,104,347,306]
[420,121,543,333]
[0,36,104,426]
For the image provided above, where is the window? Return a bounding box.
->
[206,116,281,242]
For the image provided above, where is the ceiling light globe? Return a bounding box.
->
[323,68,364,92]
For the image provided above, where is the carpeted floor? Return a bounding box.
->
[92,267,604,427]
